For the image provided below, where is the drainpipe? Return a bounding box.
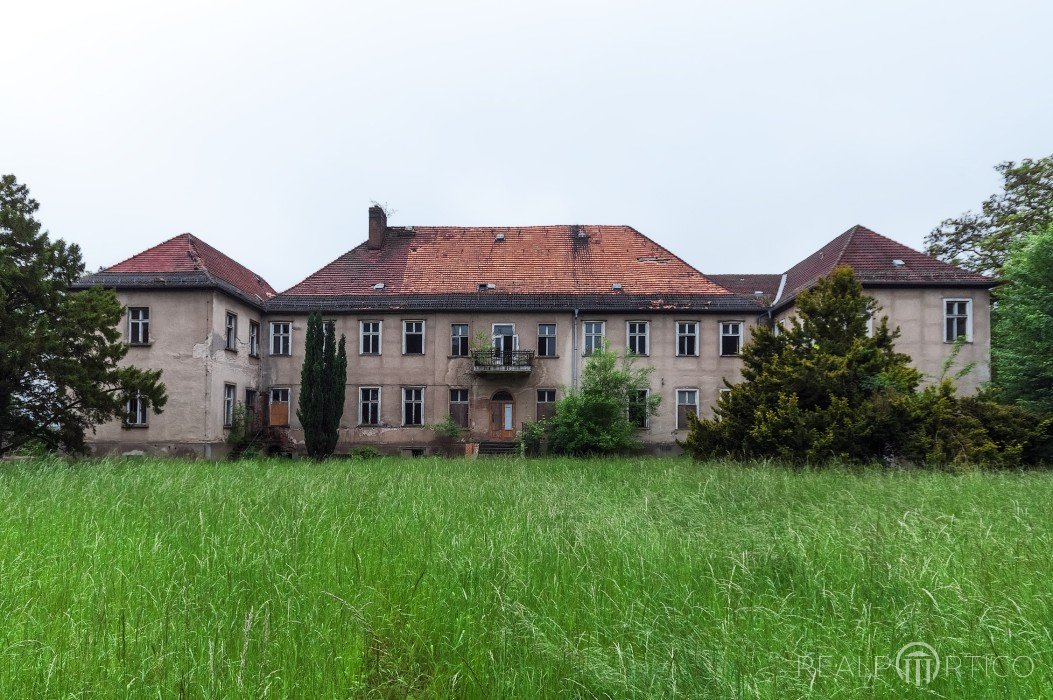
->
[571,308,580,389]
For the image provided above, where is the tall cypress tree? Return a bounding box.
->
[297,313,347,459]
[297,313,325,458]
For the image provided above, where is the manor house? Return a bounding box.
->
[75,206,994,457]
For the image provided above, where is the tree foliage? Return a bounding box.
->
[992,223,1053,414]
[547,345,660,456]
[925,155,1053,276]
[0,174,167,456]
[681,266,1052,467]
[681,267,919,463]
[296,313,347,459]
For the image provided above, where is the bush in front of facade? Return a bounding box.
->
[681,266,1052,468]
[545,345,660,456]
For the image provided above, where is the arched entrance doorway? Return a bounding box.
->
[489,390,515,440]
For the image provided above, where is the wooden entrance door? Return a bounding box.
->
[489,390,515,440]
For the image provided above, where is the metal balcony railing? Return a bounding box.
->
[472,348,535,373]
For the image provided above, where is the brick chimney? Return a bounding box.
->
[368,205,387,249]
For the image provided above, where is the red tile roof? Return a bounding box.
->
[103,233,276,303]
[779,225,993,304]
[280,225,734,297]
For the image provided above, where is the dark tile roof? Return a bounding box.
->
[75,233,276,308]
[777,225,994,307]
[266,292,764,314]
[708,274,783,298]
[279,225,734,297]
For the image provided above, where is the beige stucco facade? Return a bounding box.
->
[773,286,992,394]
[89,284,990,458]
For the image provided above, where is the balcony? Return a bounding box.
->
[472,349,535,375]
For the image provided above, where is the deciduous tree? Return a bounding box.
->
[925,155,1053,276]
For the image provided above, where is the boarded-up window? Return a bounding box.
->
[676,389,698,430]
[269,387,290,426]
[449,388,469,428]
[536,389,556,421]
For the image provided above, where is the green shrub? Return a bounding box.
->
[349,446,381,460]
[547,345,660,456]
[430,415,465,442]
[517,420,548,457]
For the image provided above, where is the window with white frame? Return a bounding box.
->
[225,312,238,351]
[537,324,557,357]
[583,321,605,355]
[403,320,425,355]
[676,321,698,356]
[403,387,424,426]
[223,384,236,427]
[627,321,649,355]
[270,321,291,355]
[536,388,557,421]
[676,389,699,430]
[359,387,380,425]
[360,320,381,355]
[944,299,972,342]
[128,307,150,345]
[628,389,649,428]
[449,388,469,427]
[249,320,260,357]
[720,321,743,356]
[125,394,148,426]
[451,324,469,357]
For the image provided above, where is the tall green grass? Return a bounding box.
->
[0,457,1050,697]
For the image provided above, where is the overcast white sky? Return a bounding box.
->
[4,1,1051,291]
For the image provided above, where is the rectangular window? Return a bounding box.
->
[536,388,557,421]
[245,388,257,423]
[223,383,236,427]
[403,387,424,426]
[125,394,148,426]
[225,312,238,351]
[359,387,380,426]
[627,321,649,355]
[676,389,699,430]
[451,324,469,357]
[537,324,557,357]
[677,321,698,356]
[249,320,260,357]
[628,389,649,428]
[720,321,743,356]
[449,388,469,428]
[270,322,291,356]
[128,307,150,345]
[583,321,605,355]
[944,299,972,342]
[403,320,425,355]
[269,387,290,426]
[360,320,382,355]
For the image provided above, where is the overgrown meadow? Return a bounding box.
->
[1,457,1051,698]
